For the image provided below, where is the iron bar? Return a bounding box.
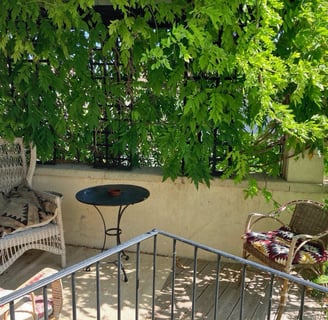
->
[96,262,101,320]
[213,255,221,320]
[299,286,306,320]
[152,235,157,319]
[267,273,274,320]
[42,285,49,319]
[117,252,122,320]
[135,242,141,320]
[9,301,15,320]
[239,264,247,320]
[191,246,198,320]
[171,238,177,320]
[71,272,77,320]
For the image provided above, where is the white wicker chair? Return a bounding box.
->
[0,138,66,274]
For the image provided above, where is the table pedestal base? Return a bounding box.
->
[86,205,130,281]
[105,227,129,260]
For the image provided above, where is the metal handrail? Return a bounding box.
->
[1,228,328,320]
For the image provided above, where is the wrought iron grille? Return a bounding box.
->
[89,46,133,170]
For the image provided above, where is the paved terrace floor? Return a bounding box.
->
[0,245,327,320]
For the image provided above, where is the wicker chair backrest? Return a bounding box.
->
[0,138,35,194]
[289,201,328,244]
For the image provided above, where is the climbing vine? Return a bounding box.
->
[0,0,327,188]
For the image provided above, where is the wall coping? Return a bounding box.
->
[35,164,328,194]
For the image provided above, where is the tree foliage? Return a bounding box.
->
[0,0,327,188]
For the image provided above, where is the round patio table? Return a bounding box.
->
[75,184,150,280]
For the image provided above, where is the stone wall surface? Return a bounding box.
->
[33,165,327,260]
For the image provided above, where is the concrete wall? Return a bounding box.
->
[283,150,325,184]
[33,165,327,260]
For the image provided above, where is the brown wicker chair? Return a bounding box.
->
[0,267,63,320]
[242,200,328,319]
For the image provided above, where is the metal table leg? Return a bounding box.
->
[87,205,129,281]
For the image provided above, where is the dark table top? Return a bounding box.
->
[75,184,150,206]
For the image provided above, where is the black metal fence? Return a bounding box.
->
[1,229,327,320]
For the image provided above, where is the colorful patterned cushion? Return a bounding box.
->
[243,226,328,266]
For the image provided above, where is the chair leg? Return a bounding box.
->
[61,251,66,268]
[50,279,63,320]
[276,278,289,320]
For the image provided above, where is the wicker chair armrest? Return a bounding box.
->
[16,267,63,320]
[3,292,37,320]
[33,189,62,204]
[3,282,62,320]
[26,142,36,188]
[0,289,30,319]
[314,230,328,240]
[245,212,285,233]
[285,233,327,270]
[32,190,63,224]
